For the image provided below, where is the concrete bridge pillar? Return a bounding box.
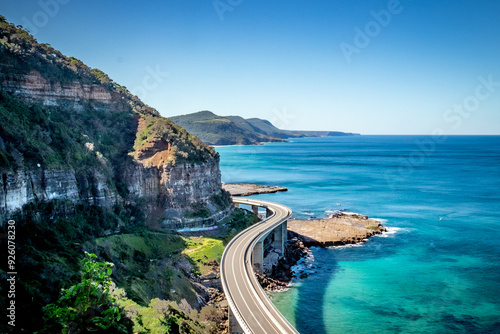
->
[272,221,287,256]
[228,307,244,334]
[252,205,259,216]
[234,202,239,208]
[266,207,273,218]
[252,240,264,274]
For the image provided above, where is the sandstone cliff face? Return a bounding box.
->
[1,71,127,112]
[0,168,116,212]
[125,157,231,229]
[0,71,231,227]
[0,159,228,227]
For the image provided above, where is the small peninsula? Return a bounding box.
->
[287,213,387,247]
[255,209,388,291]
[222,183,288,196]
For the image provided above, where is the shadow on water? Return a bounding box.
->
[294,248,338,334]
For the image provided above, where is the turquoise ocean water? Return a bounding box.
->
[216,136,500,333]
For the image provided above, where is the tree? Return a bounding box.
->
[42,252,122,333]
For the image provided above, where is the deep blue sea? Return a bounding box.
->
[216,136,500,334]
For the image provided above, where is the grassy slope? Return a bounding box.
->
[183,237,225,276]
[91,232,197,306]
[168,111,358,146]
[240,117,296,139]
[181,208,260,276]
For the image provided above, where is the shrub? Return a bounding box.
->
[41,252,125,334]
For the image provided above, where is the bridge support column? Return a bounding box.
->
[228,307,244,334]
[266,207,273,218]
[252,205,259,216]
[234,202,239,208]
[272,221,287,256]
[252,241,264,274]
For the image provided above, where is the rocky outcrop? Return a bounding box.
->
[255,273,289,292]
[256,235,310,291]
[222,183,288,196]
[287,213,387,247]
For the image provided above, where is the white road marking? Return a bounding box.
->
[221,198,299,334]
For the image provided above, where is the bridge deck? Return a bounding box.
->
[220,198,299,334]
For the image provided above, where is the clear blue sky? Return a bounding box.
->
[2,0,500,134]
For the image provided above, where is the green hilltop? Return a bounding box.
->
[0,15,215,174]
[169,110,286,145]
[169,110,359,146]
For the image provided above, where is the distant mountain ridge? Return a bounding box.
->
[169,111,359,146]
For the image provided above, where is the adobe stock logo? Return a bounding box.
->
[384,74,499,189]
[340,0,410,63]
[213,0,243,21]
[442,75,500,129]
[21,0,71,36]
[131,65,169,100]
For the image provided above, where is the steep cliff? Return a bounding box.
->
[0,17,231,227]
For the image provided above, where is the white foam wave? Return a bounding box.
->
[302,211,315,216]
[377,226,405,237]
[290,251,315,278]
[324,210,341,218]
[324,210,364,218]
[329,226,407,248]
[341,211,361,216]
[330,242,365,249]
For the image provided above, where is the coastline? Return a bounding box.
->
[217,136,500,333]
[261,212,387,292]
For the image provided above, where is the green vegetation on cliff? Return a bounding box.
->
[0,88,135,173]
[0,200,140,333]
[42,253,123,333]
[182,208,260,276]
[0,198,258,333]
[133,114,213,164]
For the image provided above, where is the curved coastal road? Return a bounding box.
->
[221,198,299,334]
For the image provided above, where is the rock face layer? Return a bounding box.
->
[1,72,115,107]
[0,168,119,213]
[0,158,229,228]
[124,157,231,229]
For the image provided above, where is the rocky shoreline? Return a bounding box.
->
[222,183,288,196]
[260,213,387,292]
[194,208,387,330]
[257,234,311,291]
